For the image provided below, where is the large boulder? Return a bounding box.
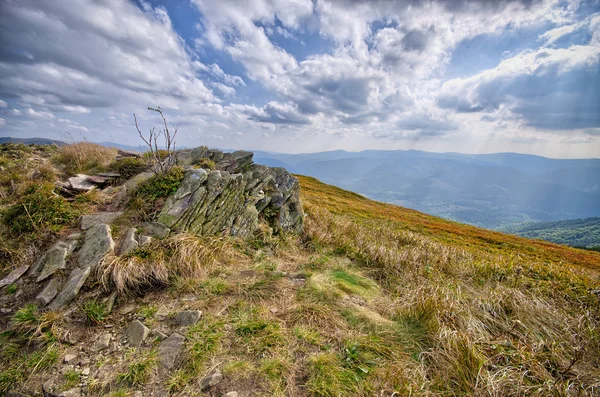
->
[159,148,303,238]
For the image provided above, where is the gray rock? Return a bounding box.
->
[69,174,95,191]
[126,320,149,347]
[124,171,154,191]
[35,240,78,282]
[37,278,60,306]
[47,267,91,309]
[158,333,185,374]
[0,308,12,314]
[222,392,239,397]
[0,264,29,288]
[92,333,111,352]
[79,212,122,230]
[157,148,303,238]
[118,227,138,256]
[103,291,117,314]
[138,235,152,246]
[155,305,169,319]
[77,224,115,270]
[59,387,81,397]
[176,310,202,326]
[81,367,90,376]
[200,370,223,391]
[151,329,167,341]
[142,222,170,239]
[132,392,143,397]
[63,354,77,364]
[5,391,30,397]
[119,303,137,315]
[66,232,81,240]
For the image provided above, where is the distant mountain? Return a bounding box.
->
[0,137,65,146]
[252,149,600,229]
[502,217,600,249]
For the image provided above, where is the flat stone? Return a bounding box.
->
[66,232,81,240]
[97,172,121,178]
[35,240,78,282]
[119,303,137,315]
[60,365,75,375]
[64,354,77,364]
[37,278,59,306]
[142,222,170,239]
[200,370,223,391]
[176,310,202,326]
[151,330,167,341]
[158,333,185,374]
[124,171,153,190]
[126,320,149,347]
[79,212,122,230]
[59,387,81,397]
[77,224,115,270]
[81,367,90,376]
[0,264,29,288]
[47,267,91,309]
[222,392,239,397]
[92,333,111,352]
[87,175,110,184]
[118,227,138,256]
[69,174,95,191]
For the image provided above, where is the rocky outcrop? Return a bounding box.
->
[158,148,303,238]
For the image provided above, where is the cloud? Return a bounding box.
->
[438,45,600,129]
[0,99,7,107]
[0,118,5,127]
[243,101,311,125]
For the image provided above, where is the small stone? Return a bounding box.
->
[0,308,12,314]
[81,367,90,376]
[222,392,239,397]
[37,278,59,306]
[92,333,111,352]
[142,222,170,239]
[59,387,81,397]
[138,235,152,246]
[158,333,185,374]
[200,370,223,391]
[103,291,117,314]
[64,354,77,364]
[151,329,167,341]
[61,365,74,375]
[118,227,138,256]
[133,392,143,397]
[126,320,150,347]
[79,212,122,230]
[0,264,29,288]
[119,303,137,315]
[155,305,169,319]
[69,174,95,191]
[176,310,202,326]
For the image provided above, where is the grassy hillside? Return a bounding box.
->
[1,145,600,396]
[502,217,600,250]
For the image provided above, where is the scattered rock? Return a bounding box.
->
[63,354,77,364]
[68,174,95,191]
[47,267,91,309]
[81,367,90,376]
[142,222,170,239]
[37,278,60,306]
[66,232,81,240]
[118,227,139,256]
[58,387,81,397]
[92,333,111,352]
[60,365,75,375]
[200,370,223,391]
[103,291,117,314]
[158,333,185,374]
[0,264,29,288]
[155,305,169,319]
[0,308,12,314]
[119,303,137,315]
[222,392,239,397]
[126,320,150,347]
[79,212,122,230]
[151,329,167,341]
[138,235,152,246]
[77,223,115,270]
[34,240,77,282]
[176,310,202,326]
[132,392,143,397]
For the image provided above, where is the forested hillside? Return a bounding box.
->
[503,217,600,250]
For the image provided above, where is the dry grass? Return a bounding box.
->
[98,233,241,294]
[52,142,117,175]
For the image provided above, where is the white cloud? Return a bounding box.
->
[0,100,7,108]
[0,118,5,127]
[25,108,55,120]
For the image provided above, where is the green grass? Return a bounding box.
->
[82,300,106,325]
[137,305,158,320]
[63,370,80,389]
[116,350,157,386]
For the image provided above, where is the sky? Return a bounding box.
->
[0,0,599,158]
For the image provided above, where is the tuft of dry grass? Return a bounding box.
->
[98,233,241,294]
[52,142,117,175]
